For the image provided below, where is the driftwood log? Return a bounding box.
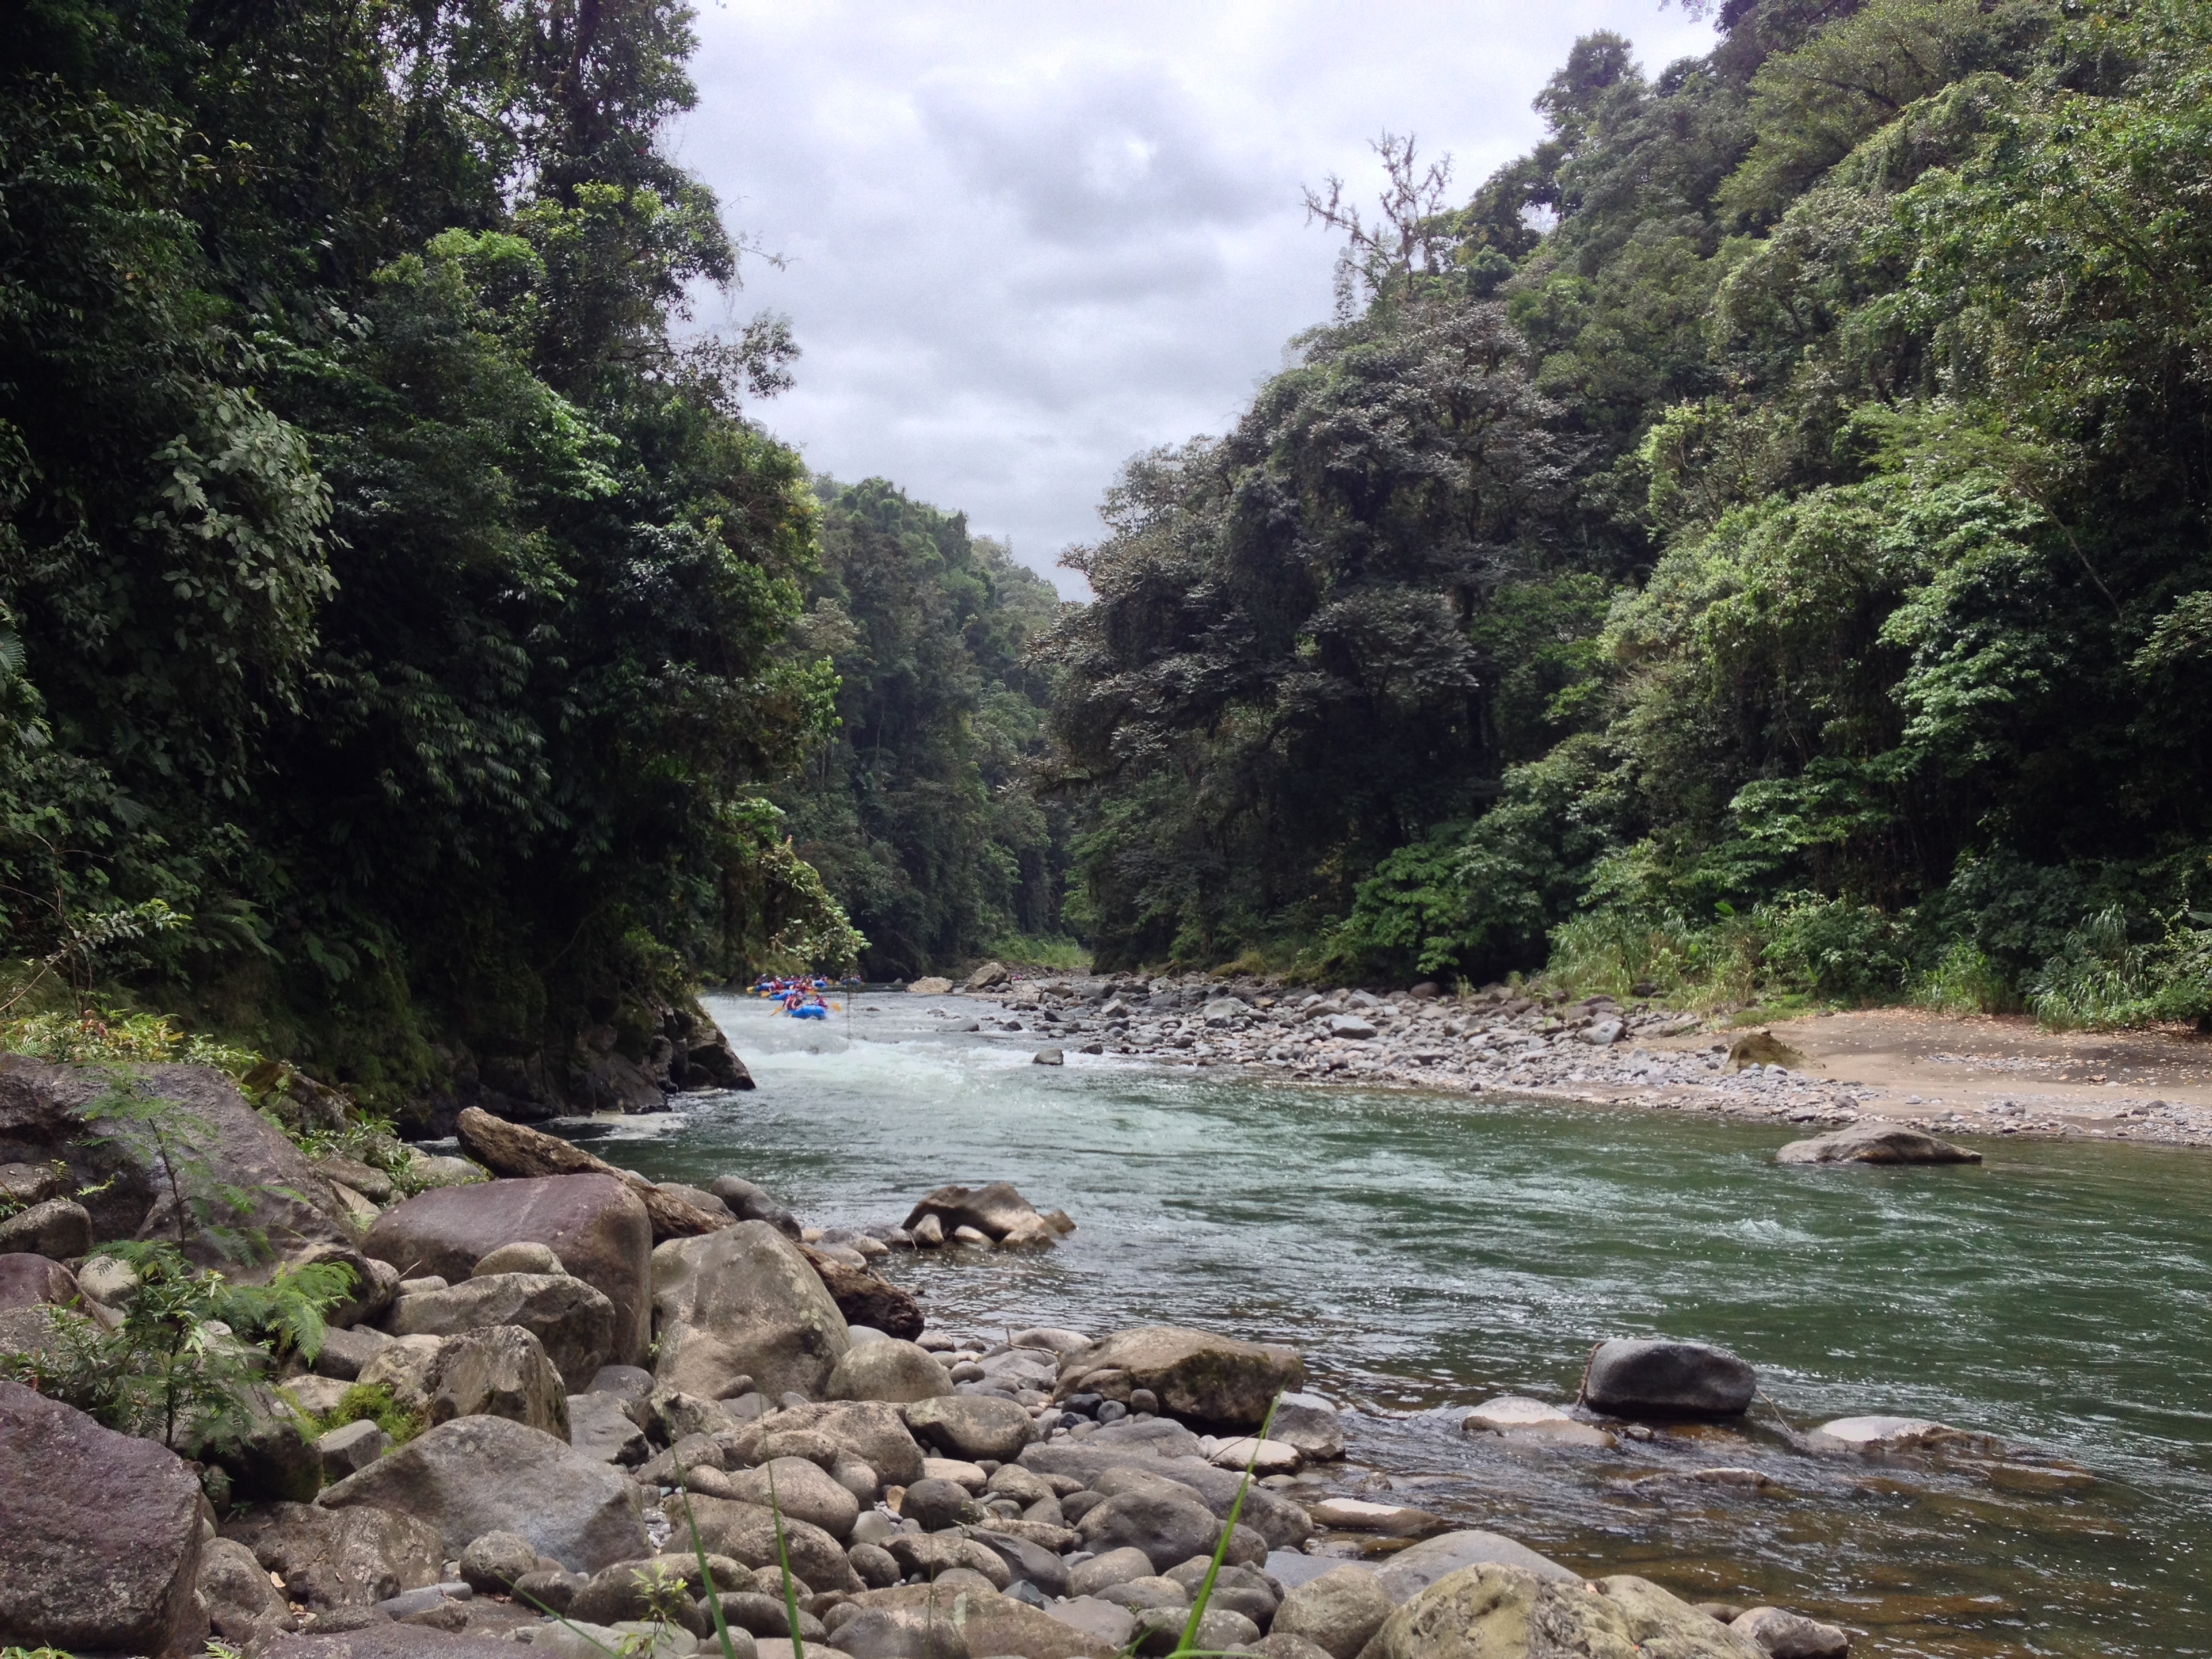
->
[453,1105,922,1338]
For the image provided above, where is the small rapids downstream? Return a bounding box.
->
[553,991,2212,1658]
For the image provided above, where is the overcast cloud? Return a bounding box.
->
[676,1,1715,593]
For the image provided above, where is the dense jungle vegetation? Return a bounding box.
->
[773,481,1070,982]
[1046,0,2212,1025]
[0,0,1066,1109]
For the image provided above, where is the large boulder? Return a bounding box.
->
[0,1195,91,1257]
[661,1494,862,1592]
[222,1501,444,1611]
[735,1399,926,1485]
[0,1058,356,1270]
[1371,1532,1580,1601]
[388,1271,618,1391]
[1272,1565,1391,1659]
[901,1182,1054,1245]
[653,1221,851,1401]
[1776,1124,1982,1166]
[1075,1488,1221,1573]
[0,1250,81,1310]
[198,1536,293,1644]
[1359,1564,1763,1659]
[902,1393,1035,1462]
[424,1322,572,1437]
[828,1337,953,1403]
[318,1413,649,1569]
[0,1380,209,1656]
[1580,1338,1757,1420]
[721,1454,862,1540]
[367,1174,653,1364]
[1054,1326,1304,1429]
[801,1245,925,1341]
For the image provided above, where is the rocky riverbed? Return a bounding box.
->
[0,1055,1904,1659]
[902,968,2212,1149]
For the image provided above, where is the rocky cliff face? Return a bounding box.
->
[411,996,750,1133]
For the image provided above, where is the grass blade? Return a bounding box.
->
[1170,1393,1281,1658]
[770,1462,806,1659]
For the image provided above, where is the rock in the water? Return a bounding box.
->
[0,1380,209,1656]
[1775,1124,1982,1166]
[1271,1563,1390,1659]
[800,1245,925,1341]
[1371,1531,1580,1599]
[1461,1395,1617,1448]
[654,1221,851,1401]
[1581,1337,1757,1419]
[1076,1488,1221,1573]
[199,1536,292,1643]
[902,1393,1036,1461]
[319,1413,649,1570]
[1305,1497,1441,1537]
[909,977,953,996]
[1732,1605,1851,1657]
[423,1322,571,1437]
[901,1181,1053,1243]
[965,961,1010,990]
[663,1495,862,1592]
[367,1174,653,1364]
[721,1454,861,1540]
[389,1271,617,1392]
[1270,1391,1345,1461]
[1054,1326,1303,1429]
[1804,1415,1984,1454]
[1362,1564,1764,1659]
[827,1337,953,1404]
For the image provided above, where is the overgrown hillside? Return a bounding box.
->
[0,0,865,1114]
[773,479,1073,981]
[1047,0,2212,1025]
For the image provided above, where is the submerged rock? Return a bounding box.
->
[1776,1123,1982,1166]
[1805,1415,1988,1454]
[1460,1395,1617,1448]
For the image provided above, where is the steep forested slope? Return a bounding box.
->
[775,480,1071,981]
[0,0,859,1109]
[1049,0,2212,1024]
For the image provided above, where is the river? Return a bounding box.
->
[557,991,2212,1658]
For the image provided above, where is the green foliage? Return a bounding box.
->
[0,0,880,1107]
[1,1240,352,1451]
[293,1380,424,1446]
[1052,0,2212,1029]
[774,480,1070,979]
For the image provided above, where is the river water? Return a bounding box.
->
[563,993,2212,1658]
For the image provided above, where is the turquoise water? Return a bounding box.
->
[572,994,2212,1658]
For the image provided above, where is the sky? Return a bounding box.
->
[675,1,1717,594]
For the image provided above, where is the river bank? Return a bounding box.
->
[893,973,2212,1150]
